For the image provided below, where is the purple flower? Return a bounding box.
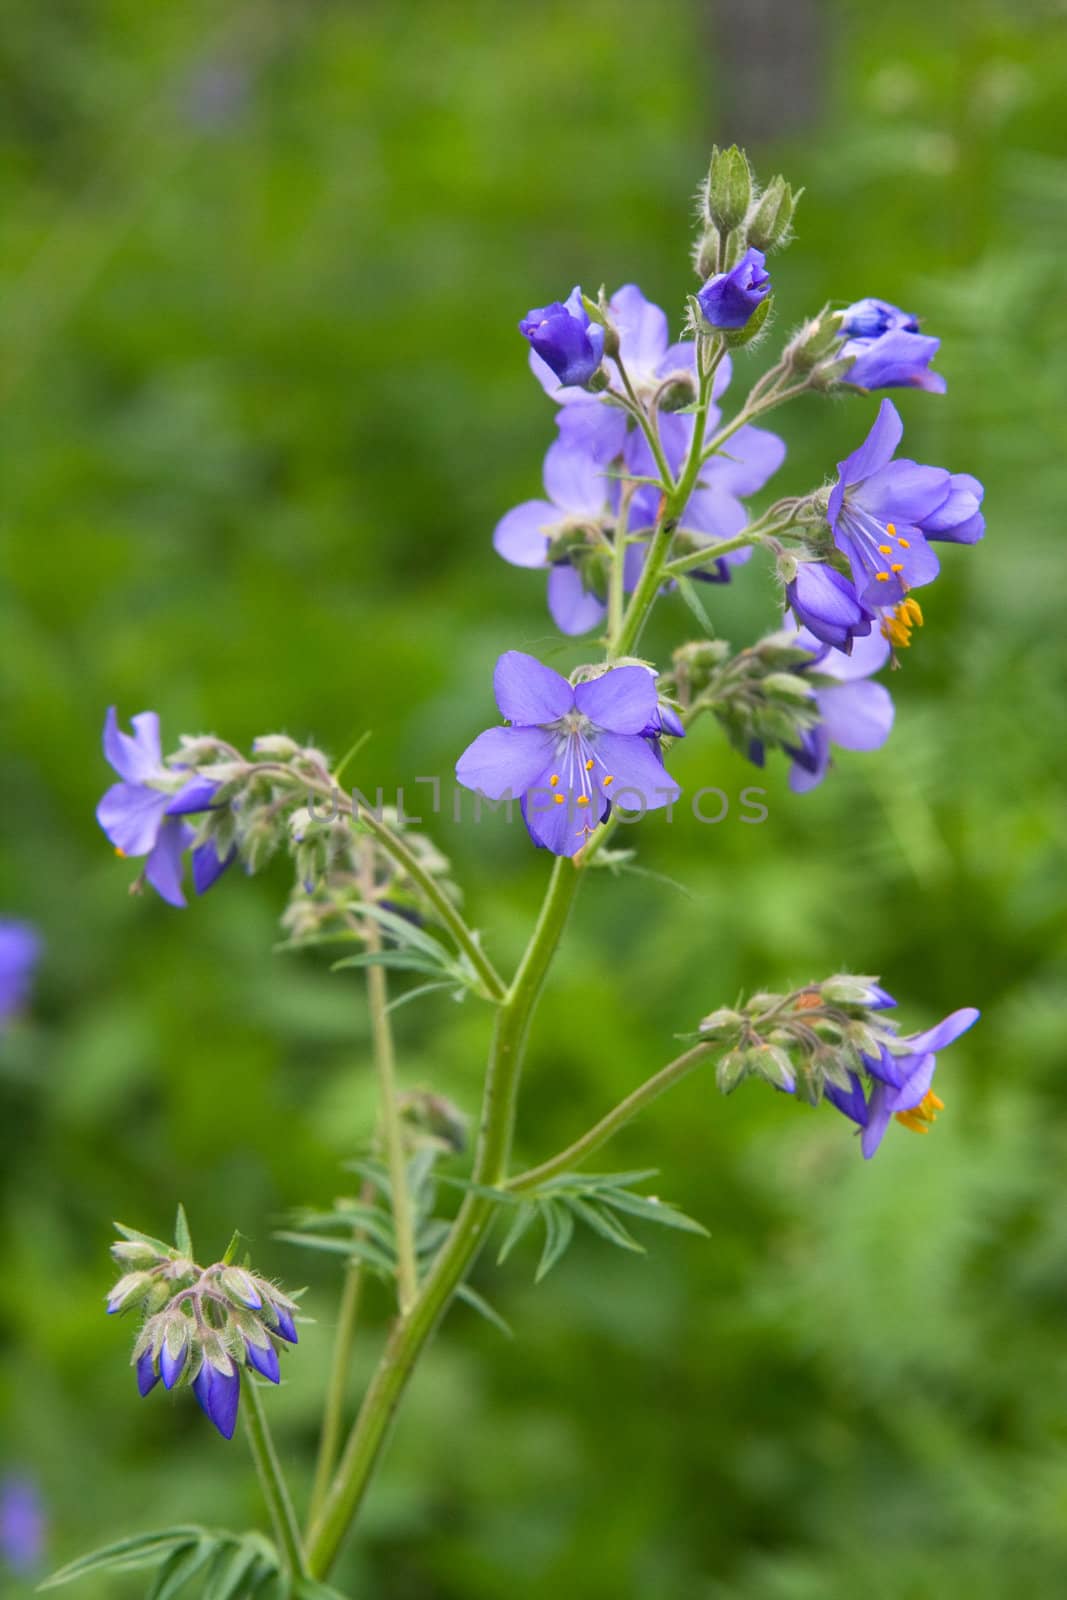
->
[519,287,605,390]
[266,1300,299,1344]
[160,1335,188,1390]
[828,400,950,611]
[493,441,642,636]
[0,920,40,1026]
[826,1005,980,1158]
[0,1475,45,1574]
[919,472,985,545]
[697,247,771,330]
[136,1348,160,1396]
[244,1337,281,1383]
[192,1354,241,1440]
[456,652,679,857]
[785,563,872,653]
[96,709,229,907]
[839,298,945,393]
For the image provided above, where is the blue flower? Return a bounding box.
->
[493,440,642,636]
[697,247,771,330]
[0,920,41,1026]
[192,1352,241,1440]
[519,287,605,389]
[839,298,945,392]
[828,400,951,611]
[825,1004,980,1158]
[456,653,679,856]
[785,563,872,653]
[96,709,232,906]
[0,1475,45,1574]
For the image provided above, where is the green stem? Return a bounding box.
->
[505,1042,716,1192]
[612,353,675,488]
[607,486,635,655]
[243,1377,308,1579]
[359,839,419,1315]
[307,1253,365,1528]
[305,857,582,1577]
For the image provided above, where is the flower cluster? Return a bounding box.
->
[699,979,979,1158]
[107,1217,299,1439]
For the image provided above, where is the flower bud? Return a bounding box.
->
[219,1267,262,1310]
[519,286,605,389]
[820,975,893,1008]
[110,1240,164,1269]
[747,176,799,252]
[751,1044,796,1093]
[784,309,843,374]
[692,228,720,281]
[716,1050,748,1094]
[251,734,303,759]
[705,145,753,232]
[106,1271,155,1315]
[698,249,771,333]
[699,1007,743,1039]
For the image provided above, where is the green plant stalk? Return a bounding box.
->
[505,1041,717,1192]
[611,340,725,658]
[307,1255,365,1529]
[305,338,811,1578]
[305,855,581,1577]
[359,838,419,1314]
[243,1377,308,1579]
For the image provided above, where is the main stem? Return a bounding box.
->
[244,1378,308,1579]
[305,856,581,1577]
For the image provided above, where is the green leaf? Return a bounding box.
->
[173,1204,193,1260]
[205,1538,273,1600]
[148,1537,216,1600]
[385,979,457,1012]
[676,575,718,636]
[566,1196,644,1254]
[535,1201,575,1282]
[293,1579,355,1600]
[330,951,452,978]
[40,1528,205,1589]
[601,1189,709,1236]
[455,1282,513,1337]
[274,1229,396,1276]
[496,1203,538,1265]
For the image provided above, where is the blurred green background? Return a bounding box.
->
[2,0,1066,1595]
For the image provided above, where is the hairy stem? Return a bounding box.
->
[505,1042,716,1192]
[306,1180,373,1528]
[243,1378,308,1579]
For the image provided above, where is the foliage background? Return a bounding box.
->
[2,1,1066,1595]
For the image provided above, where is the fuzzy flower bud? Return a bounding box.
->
[747,176,799,252]
[697,247,771,332]
[704,144,753,232]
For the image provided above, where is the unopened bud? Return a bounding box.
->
[705,145,753,233]
[252,734,303,759]
[747,176,800,252]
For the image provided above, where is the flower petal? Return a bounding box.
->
[193,840,236,895]
[493,651,573,724]
[590,730,680,810]
[103,708,162,784]
[857,459,952,525]
[836,400,903,491]
[522,786,604,856]
[861,1081,895,1158]
[546,563,607,636]
[817,681,894,752]
[609,283,669,375]
[144,819,190,907]
[456,726,556,800]
[574,667,657,733]
[542,440,609,517]
[904,1006,980,1058]
[555,402,628,465]
[166,777,220,815]
[97,782,169,858]
[493,500,556,568]
[704,424,786,497]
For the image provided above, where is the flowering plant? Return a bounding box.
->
[48,145,983,1594]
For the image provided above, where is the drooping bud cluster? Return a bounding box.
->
[282,803,460,948]
[697,980,978,1158]
[106,1212,299,1439]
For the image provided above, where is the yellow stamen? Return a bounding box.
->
[898,537,910,549]
[576,795,590,807]
[875,572,890,582]
[894,1087,944,1134]
[114,847,127,859]
[878,545,892,555]
[886,522,897,536]
[891,562,904,573]
[554,793,565,805]
[549,773,559,787]
[603,774,614,786]
[880,595,924,649]
[585,759,594,771]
